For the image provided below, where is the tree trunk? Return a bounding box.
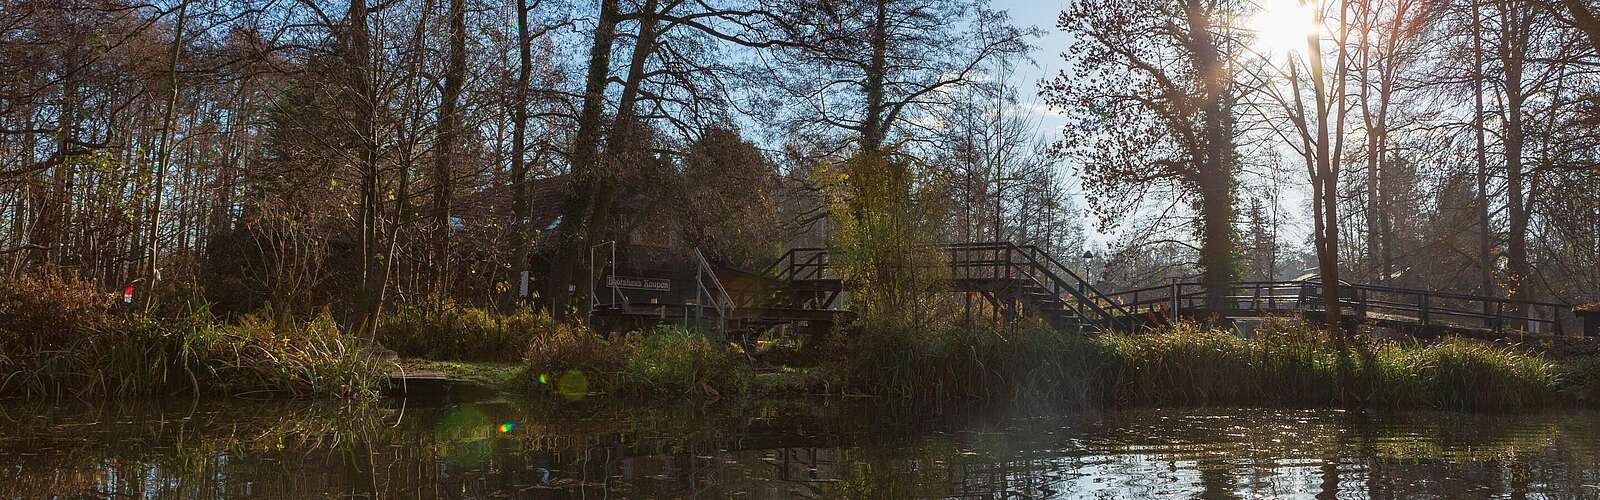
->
[578,0,662,319]
[509,0,534,305]
[433,0,467,295]
[1473,0,1495,311]
[144,0,188,311]
[860,0,889,155]
[546,0,621,321]
[348,0,387,338]
[1308,17,1344,336]
[1184,0,1235,316]
[1500,6,1532,325]
[1560,0,1600,55]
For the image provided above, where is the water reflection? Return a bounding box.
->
[2,398,1597,498]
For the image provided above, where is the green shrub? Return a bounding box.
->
[524,319,624,391]
[523,326,751,399]
[376,299,543,362]
[202,311,389,399]
[1395,339,1559,409]
[823,320,1109,404]
[615,327,751,397]
[1560,356,1600,405]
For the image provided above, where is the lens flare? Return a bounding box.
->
[557,369,589,401]
[498,422,515,433]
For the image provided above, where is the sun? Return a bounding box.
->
[1248,0,1321,59]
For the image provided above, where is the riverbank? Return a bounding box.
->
[511,317,1600,410]
[0,275,387,400]
[4,275,1598,409]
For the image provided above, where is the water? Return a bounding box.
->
[3,396,1598,498]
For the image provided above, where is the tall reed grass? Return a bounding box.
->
[523,325,750,399]
[828,318,1571,410]
[376,299,545,362]
[0,274,388,400]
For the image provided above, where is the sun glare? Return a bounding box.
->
[1249,0,1320,59]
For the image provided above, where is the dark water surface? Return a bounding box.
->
[2,396,1598,498]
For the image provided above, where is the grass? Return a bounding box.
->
[523,325,751,399]
[825,318,1574,410]
[376,299,546,362]
[6,273,1592,410]
[511,315,1594,409]
[395,359,525,390]
[750,366,828,396]
[0,274,390,400]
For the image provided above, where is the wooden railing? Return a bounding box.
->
[1103,280,1574,335]
[764,242,1134,332]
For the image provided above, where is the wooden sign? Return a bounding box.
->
[606,275,671,291]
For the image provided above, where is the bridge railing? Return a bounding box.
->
[1336,282,1570,335]
[764,242,1134,332]
[1103,280,1573,335]
[692,248,736,332]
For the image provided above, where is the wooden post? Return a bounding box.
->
[1554,305,1565,336]
[1494,301,1505,334]
[1003,245,1011,280]
[1357,288,1368,319]
[1419,293,1431,327]
[1170,280,1180,323]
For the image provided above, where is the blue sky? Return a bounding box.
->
[989,0,1314,255]
[990,0,1104,242]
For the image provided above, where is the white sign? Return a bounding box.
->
[607,275,671,291]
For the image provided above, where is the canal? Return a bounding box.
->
[2,397,1598,498]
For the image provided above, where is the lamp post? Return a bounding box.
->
[1081,250,1095,284]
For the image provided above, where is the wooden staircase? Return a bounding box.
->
[763,242,1134,334]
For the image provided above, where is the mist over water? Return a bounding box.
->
[3,398,1598,498]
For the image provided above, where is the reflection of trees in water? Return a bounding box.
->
[0,400,403,497]
[1,402,1598,498]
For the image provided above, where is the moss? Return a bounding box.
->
[750,366,828,396]
[396,359,526,390]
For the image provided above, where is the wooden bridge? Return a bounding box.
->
[1106,280,1575,337]
[590,241,1583,339]
[759,242,1135,333]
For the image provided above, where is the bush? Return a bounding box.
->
[1560,356,1600,405]
[823,320,1110,404]
[0,273,112,356]
[0,274,388,400]
[203,311,389,399]
[615,327,751,397]
[524,319,624,390]
[376,299,542,362]
[523,326,751,399]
